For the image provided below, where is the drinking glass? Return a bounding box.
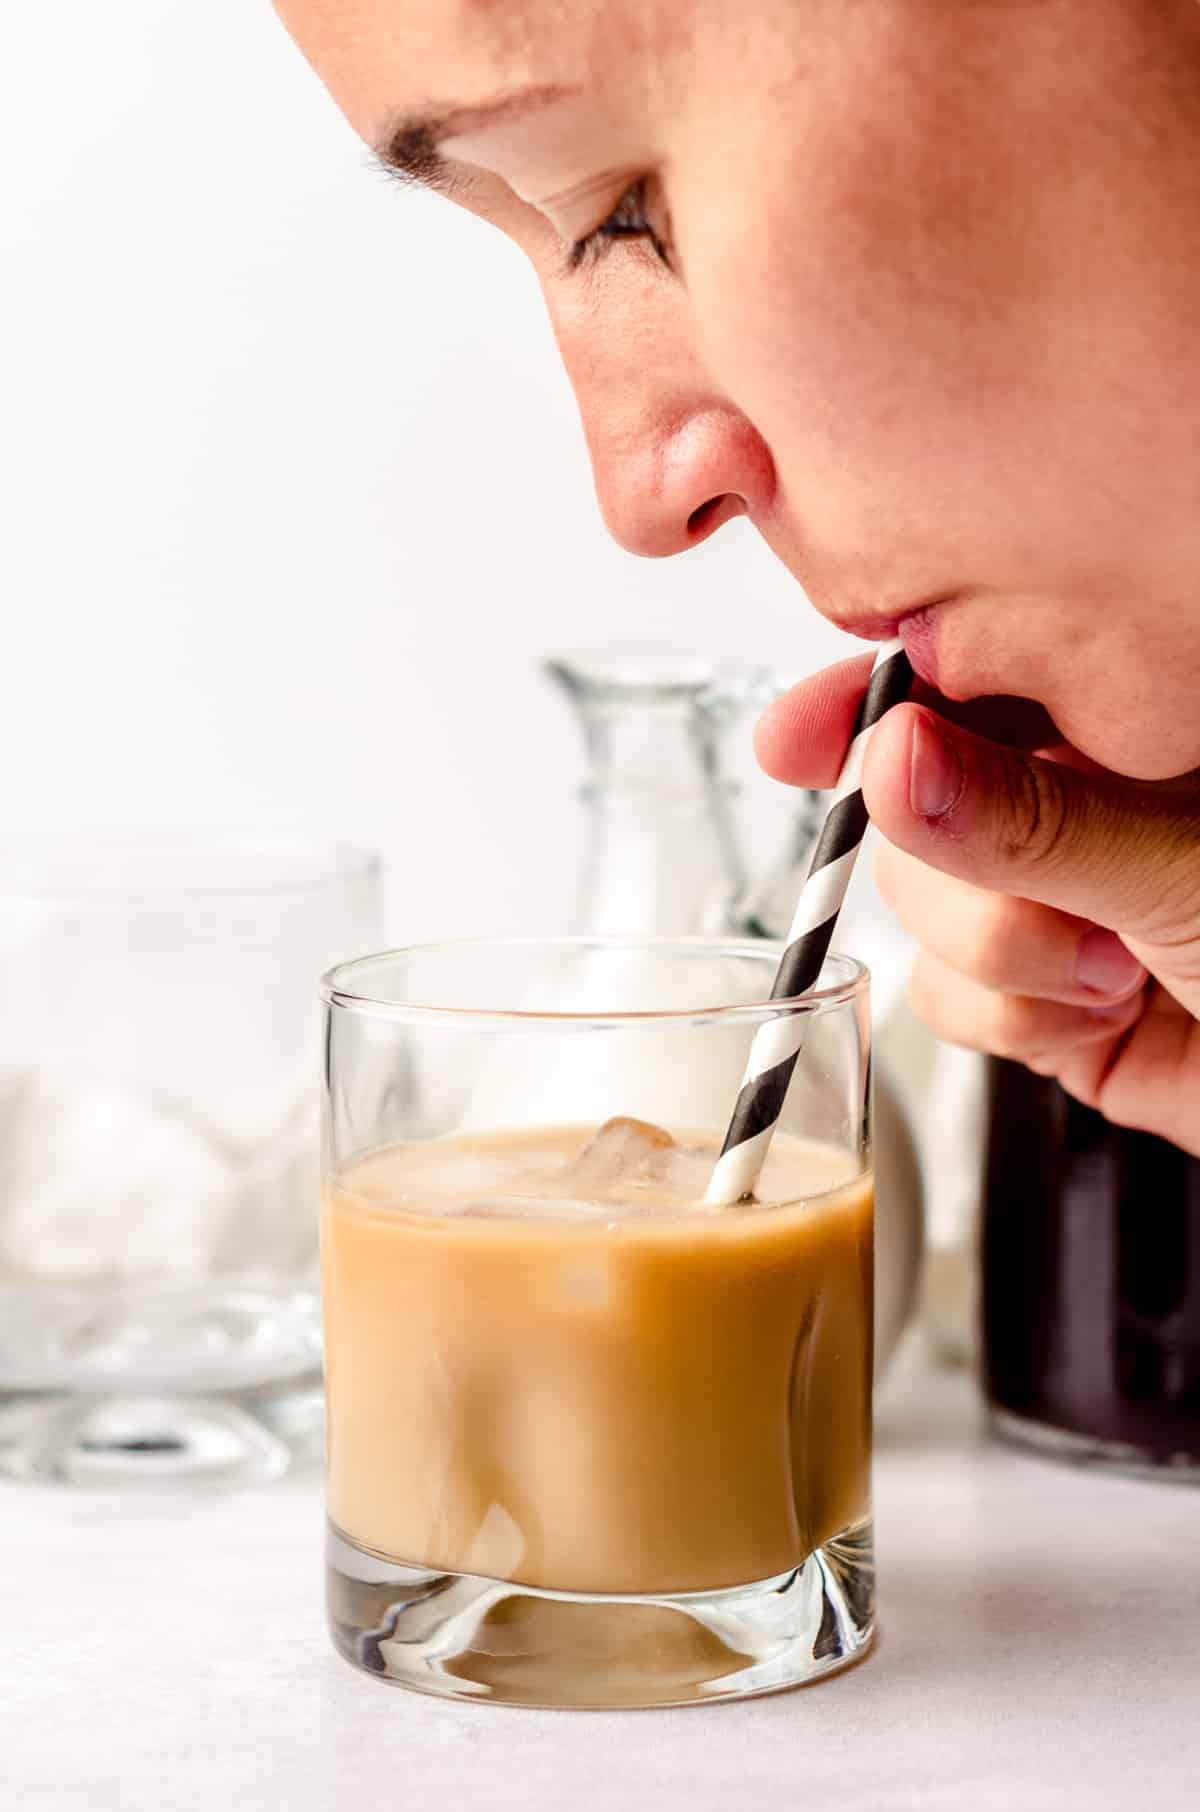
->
[322,936,875,1708]
[0,834,380,1485]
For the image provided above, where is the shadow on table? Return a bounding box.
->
[869,1538,1192,1697]
[873,1363,985,1457]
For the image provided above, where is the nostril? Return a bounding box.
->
[687,497,724,536]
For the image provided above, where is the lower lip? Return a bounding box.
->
[899,607,940,688]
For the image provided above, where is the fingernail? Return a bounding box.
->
[1075,928,1145,998]
[909,716,963,819]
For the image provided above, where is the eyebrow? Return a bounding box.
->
[370,85,577,196]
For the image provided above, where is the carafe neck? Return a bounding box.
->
[545,652,748,937]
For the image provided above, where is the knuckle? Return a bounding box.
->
[1146,926,1200,983]
[1135,859,1200,962]
[992,751,1072,869]
[989,992,1099,1061]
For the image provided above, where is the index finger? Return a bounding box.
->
[756,656,1062,790]
[754,654,875,788]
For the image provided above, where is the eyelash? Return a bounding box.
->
[568,180,672,273]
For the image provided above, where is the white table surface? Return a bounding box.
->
[4,1356,1198,1812]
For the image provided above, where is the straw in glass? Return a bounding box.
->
[704,639,914,1204]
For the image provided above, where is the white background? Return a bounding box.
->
[2,1,880,954]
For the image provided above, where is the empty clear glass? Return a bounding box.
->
[0,835,380,1485]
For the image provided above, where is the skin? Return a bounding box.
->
[275,0,1200,1152]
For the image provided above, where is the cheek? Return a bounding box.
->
[686,140,1031,524]
[686,286,924,599]
[672,26,1115,586]
[682,137,1166,620]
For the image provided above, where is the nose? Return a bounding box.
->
[587,402,777,559]
[546,271,777,559]
[544,256,776,559]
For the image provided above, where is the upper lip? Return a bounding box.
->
[832,598,954,643]
[832,612,908,642]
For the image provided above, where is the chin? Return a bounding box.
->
[1055,709,1200,782]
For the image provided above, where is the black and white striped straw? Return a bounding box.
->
[705,638,914,1204]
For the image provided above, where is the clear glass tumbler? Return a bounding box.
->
[322,937,875,1708]
[0,834,380,1485]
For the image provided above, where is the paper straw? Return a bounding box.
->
[705,639,914,1204]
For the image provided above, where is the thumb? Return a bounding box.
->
[862,704,1200,952]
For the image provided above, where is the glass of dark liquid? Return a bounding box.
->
[982,1057,1200,1476]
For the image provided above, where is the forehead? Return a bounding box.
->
[275,0,610,138]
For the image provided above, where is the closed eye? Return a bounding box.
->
[568,179,673,273]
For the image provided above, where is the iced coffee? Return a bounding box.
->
[321,937,876,1706]
[323,1117,873,1597]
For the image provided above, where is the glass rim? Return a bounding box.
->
[0,832,381,902]
[321,936,869,1029]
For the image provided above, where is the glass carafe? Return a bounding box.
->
[545,650,754,936]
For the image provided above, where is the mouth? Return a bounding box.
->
[897,606,941,687]
[837,599,1060,748]
[835,602,949,688]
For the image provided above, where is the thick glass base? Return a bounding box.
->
[990,1406,1200,1482]
[0,1380,323,1485]
[327,1517,875,1709]
[0,1282,324,1485]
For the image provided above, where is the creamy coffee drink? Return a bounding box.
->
[323,1119,872,1596]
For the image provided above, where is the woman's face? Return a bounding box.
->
[276,0,1200,779]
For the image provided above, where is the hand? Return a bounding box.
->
[757,655,1200,1156]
